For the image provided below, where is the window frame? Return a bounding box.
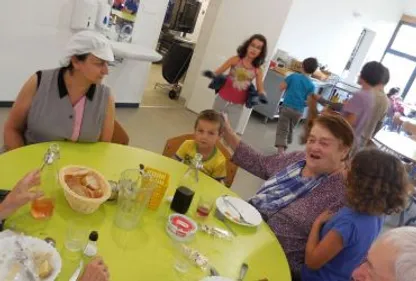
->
[382,20,416,99]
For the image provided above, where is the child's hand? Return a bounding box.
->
[315,210,334,226]
[259,94,268,104]
[393,113,404,126]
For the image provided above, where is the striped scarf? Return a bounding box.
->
[249,160,326,212]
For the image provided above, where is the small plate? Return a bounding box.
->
[200,277,234,281]
[215,196,262,227]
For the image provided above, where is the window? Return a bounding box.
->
[382,19,416,103]
[391,24,416,58]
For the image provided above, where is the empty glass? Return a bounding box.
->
[114,169,154,230]
[172,241,191,273]
[64,220,88,260]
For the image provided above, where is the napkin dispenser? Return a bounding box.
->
[170,186,194,214]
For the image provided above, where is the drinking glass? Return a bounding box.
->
[196,195,215,219]
[64,220,89,256]
[172,241,191,273]
[114,169,154,230]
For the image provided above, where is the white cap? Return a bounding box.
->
[60,30,114,67]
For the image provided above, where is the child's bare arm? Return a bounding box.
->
[305,211,344,270]
[313,94,344,111]
[256,68,266,95]
[279,81,287,92]
[214,56,239,75]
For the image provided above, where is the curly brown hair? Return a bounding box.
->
[237,34,268,68]
[346,149,411,216]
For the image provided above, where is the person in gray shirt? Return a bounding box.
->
[3,30,116,151]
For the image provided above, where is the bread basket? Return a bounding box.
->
[59,165,111,214]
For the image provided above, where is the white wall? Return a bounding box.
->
[405,0,416,16]
[277,0,406,75]
[182,0,294,115]
[0,0,74,100]
[0,0,168,104]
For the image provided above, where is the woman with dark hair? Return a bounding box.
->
[4,30,116,151]
[222,112,354,279]
[212,34,268,131]
[302,149,409,281]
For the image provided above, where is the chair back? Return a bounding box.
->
[111,120,129,145]
[162,134,238,187]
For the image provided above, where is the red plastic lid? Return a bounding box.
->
[169,214,196,234]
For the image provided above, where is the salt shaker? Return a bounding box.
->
[84,231,99,257]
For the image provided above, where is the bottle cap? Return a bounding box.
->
[89,231,99,242]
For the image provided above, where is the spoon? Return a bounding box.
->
[237,263,248,281]
[44,237,56,248]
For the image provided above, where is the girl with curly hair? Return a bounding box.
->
[212,34,268,131]
[302,149,411,281]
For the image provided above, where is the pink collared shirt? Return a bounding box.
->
[70,96,86,142]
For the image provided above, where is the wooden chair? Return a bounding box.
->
[162,134,238,188]
[111,120,129,145]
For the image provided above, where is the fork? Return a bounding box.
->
[223,196,253,225]
[14,238,37,281]
[214,208,237,236]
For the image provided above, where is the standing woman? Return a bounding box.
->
[4,30,115,151]
[212,34,268,131]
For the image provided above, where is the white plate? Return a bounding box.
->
[200,277,233,281]
[0,235,62,281]
[216,196,262,227]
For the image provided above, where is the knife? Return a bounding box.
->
[69,260,84,281]
[237,263,248,281]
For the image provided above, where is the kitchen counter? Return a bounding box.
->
[105,43,162,105]
[253,69,332,122]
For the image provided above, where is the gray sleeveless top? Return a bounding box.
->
[24,68,109,144]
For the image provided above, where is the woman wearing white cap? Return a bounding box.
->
[3,30,116,151]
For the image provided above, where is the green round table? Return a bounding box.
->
[1,142,291,281]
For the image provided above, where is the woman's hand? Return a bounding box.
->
[221,113,233,133]
[79,257,110,281]
[220,113,240,152]
[0,170,42,220]
[314,210,333,226]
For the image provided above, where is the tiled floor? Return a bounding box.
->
[0,64,304,199]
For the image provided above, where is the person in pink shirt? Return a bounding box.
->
[113,0,125,10]
[212,34,268,131]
